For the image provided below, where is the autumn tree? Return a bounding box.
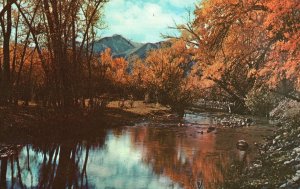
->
[39,0,108,107]
[258,0,300,101]
[168,0,288,112]
[0,0,110,109]
[95,48,129,94]
[141,40,200,116]
[129,56,147,98]
[14,0,108,108]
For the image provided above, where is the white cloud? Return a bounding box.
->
[102,0,196,43]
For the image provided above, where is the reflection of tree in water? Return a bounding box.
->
[1,157,8,188]
[0,145,23,189]
[129,127,248,189]
[0,125,259,188]
[0,131,106,189]
[40,143,83,189]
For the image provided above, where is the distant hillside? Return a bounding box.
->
[129,43,160,59]
[92,34,165,59]
[92,34,135,55]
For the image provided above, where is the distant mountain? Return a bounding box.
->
[93,34,135,55]
[92,34,165,59]
[129,43,160,59]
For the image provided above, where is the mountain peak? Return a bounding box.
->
[93,34,164,59]
[112,34,124,38]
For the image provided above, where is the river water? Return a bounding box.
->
[0,112,274,189]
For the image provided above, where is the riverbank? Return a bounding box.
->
[0,101,172,142]
[227,120,300,189]
[226,100,300,189]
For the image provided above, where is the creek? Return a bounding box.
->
[0,112,274,189]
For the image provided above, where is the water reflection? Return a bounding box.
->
[0,113,273,189]
[127,126,256,189]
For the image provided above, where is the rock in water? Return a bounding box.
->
[207,126,216,133]
[236,140,249,151]
[246,118,253,124]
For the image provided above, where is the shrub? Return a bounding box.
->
[245,87,281,116]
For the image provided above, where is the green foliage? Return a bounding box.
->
[245,87,281,116]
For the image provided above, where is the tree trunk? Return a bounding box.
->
[0,1,12,104]
[0,158,8,188]
[52,145,72,189]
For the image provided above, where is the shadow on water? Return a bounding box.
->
[0,139,106,189]
[0,112,274,189]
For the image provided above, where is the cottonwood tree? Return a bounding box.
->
[167,0,297,112]
[38,0,108,107]
[258,0,300,101]
[96,48,129,94]
[141,40,200,116]
[0,0,107,107]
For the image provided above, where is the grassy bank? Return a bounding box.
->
[0,100,171,142]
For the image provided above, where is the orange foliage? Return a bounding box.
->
[258,0,300,90]
[176,0,299,105]
[98,48,129,85]
[133,40,201,113]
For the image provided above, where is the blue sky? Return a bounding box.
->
[102,0,197,43]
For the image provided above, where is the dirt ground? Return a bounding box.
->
[0,100,172,141]
[107,100,170,116]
